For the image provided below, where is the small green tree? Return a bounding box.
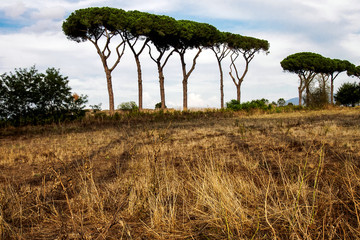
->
[277,98,286,106]
[280,52,329,106]
[0,66,87,125]
[334,82,360,107]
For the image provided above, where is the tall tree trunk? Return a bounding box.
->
[298,86,302,106]
[330,78,334,105]
[183,77,188,111]
[237,84,241,102]
[135,56,143,110]
[305,84,310,106]
[105,69,115,113]
[158,63,166,109]
[180,53,188,110]
[216,60,224,109]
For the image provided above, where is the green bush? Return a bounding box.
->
[118,101,139,111]
[155,102,167,109]
[226,99,272,111]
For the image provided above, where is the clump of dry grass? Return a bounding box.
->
[0,109,359,239]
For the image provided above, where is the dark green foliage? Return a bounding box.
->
[334,82,360,107]
[118,101,139,111]
[175,20,221,49]
[62,7,128,42]
[347,65,360,79]
[145,14,178,50]
[226,99,272,111]
[226,33,270,53]
[280,52,330,74]
[155,102,166,109]
[0,66,87,126]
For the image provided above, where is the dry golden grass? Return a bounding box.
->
[0,109,360,239]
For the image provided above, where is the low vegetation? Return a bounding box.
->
[1,108,359,239]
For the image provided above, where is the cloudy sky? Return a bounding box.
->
[1,0,359,109]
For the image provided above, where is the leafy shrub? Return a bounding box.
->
[118,101,139,111]
[155,102,167,109]
[226,99,272,111]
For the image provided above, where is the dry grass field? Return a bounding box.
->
[0,109,360,239]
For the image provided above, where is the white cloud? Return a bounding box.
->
[31,7,66,20]
[1,1,26,18]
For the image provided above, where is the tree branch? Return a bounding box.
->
[109,39,126,72]
[161,49,175,70]
[186,47,202,79]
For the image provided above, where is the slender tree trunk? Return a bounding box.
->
[298,86,302,106]
[216,59,224,109]
[330,78,334,105]
[105,69,115,113]
[183,77,188,111]
[237,84,241,102]
[305,85,310,106]
[135,56,143,110]
[158,63,166,109]
[180,54,188,111]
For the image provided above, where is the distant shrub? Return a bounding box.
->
[155,102,167,109]
[226,99,272,111]
[118,101,139,111]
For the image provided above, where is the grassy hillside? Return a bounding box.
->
[0,109,359,239]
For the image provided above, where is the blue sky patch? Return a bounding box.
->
[0,15,26,31]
